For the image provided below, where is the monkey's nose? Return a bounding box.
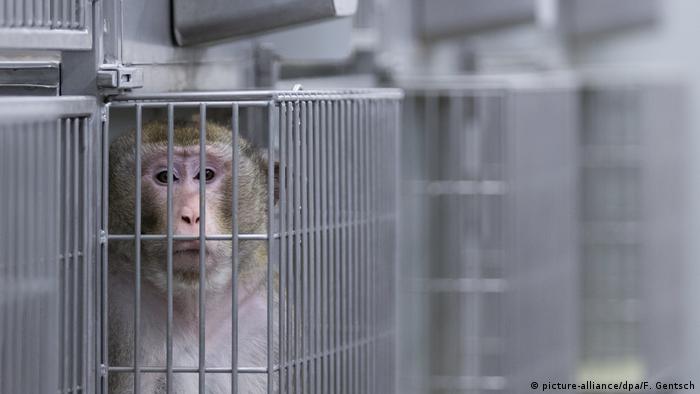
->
[180,206,200,225]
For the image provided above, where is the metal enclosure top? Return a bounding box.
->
[173,0,357,46]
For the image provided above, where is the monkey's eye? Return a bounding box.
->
[194,168,216,183]
[155,170,178,185]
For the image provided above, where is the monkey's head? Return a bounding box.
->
[109,120,269,294]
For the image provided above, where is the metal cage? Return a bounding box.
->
[397,75,579,394]
[578,76,686,384]
[0,96,98,394]
[0,0,92,49]
[101,89,402,393]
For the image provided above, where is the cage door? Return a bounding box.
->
[0,96,98,394]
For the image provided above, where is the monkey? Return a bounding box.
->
[107,119,274,393]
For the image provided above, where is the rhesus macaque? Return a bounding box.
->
[108,120,272,393]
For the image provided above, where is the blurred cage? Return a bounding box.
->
[353,0,375,30]
[0,96,98,394]
[0,0,92,49]
[103,89,401,393]
[351,0,382,53]
[577,74,686,384]
[397,75,579,394]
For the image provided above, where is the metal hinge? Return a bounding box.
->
[97,64,144,90]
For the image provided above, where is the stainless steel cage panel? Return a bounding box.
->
[414,0,536,40]
[0,0,92,49]
[351,0,380,51]
[398,75,578,394]
[0,96,98,394]
[353,0,375,30]
[578,79,686,384]
[172,0,357,46]
[556,0,658,37]
[102,89,401,393]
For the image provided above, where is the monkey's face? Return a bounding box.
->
[139,145,234,277]
[109,121,269,293]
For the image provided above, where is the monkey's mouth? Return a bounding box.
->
[173,241,209,256]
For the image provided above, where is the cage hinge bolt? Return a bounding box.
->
[100,364,107,376]
[97,64,144,90]
[99,230,107,244]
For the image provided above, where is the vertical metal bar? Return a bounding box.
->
[341,99,349,394]
[5,123,14,393]
[15,123,24,394]
[13,0,20,27]
[366,101,373,394]
[3,124,8,393]
[231,103,240,394]
[338,98,344,394]
[474,93,484,390]
[351,99,360,394]
[17,122,26,394]
[62,118,70,394]
[332,99,340,394]
[285,100,294,393]
[81,0,86,27]
[393,99,401,394]
[370,100,377,393]
[8,0,14,27]
[102,107,110,394]
[294,100,302,394]
[199,103,207,393]
[319,100,329,394]
[82,116,90,394]
[166,104,175,394]
[310,99,316,394]
[62,0,67,27]
[267,101,276,394]
[329,98,334,394]
[134,104,143,394]
[72,118,80,393]
[279,102,288,394]
[34,0,41,27]
[312,100,321,394]
[22,122,30,394]
[43,0,49,27]
[25,0,32,27]
[301,100,309,392]
[339,99,347,394]
[30,122,39,394]
[360,97,367,392]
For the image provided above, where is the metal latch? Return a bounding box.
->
[97,65,144,90]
